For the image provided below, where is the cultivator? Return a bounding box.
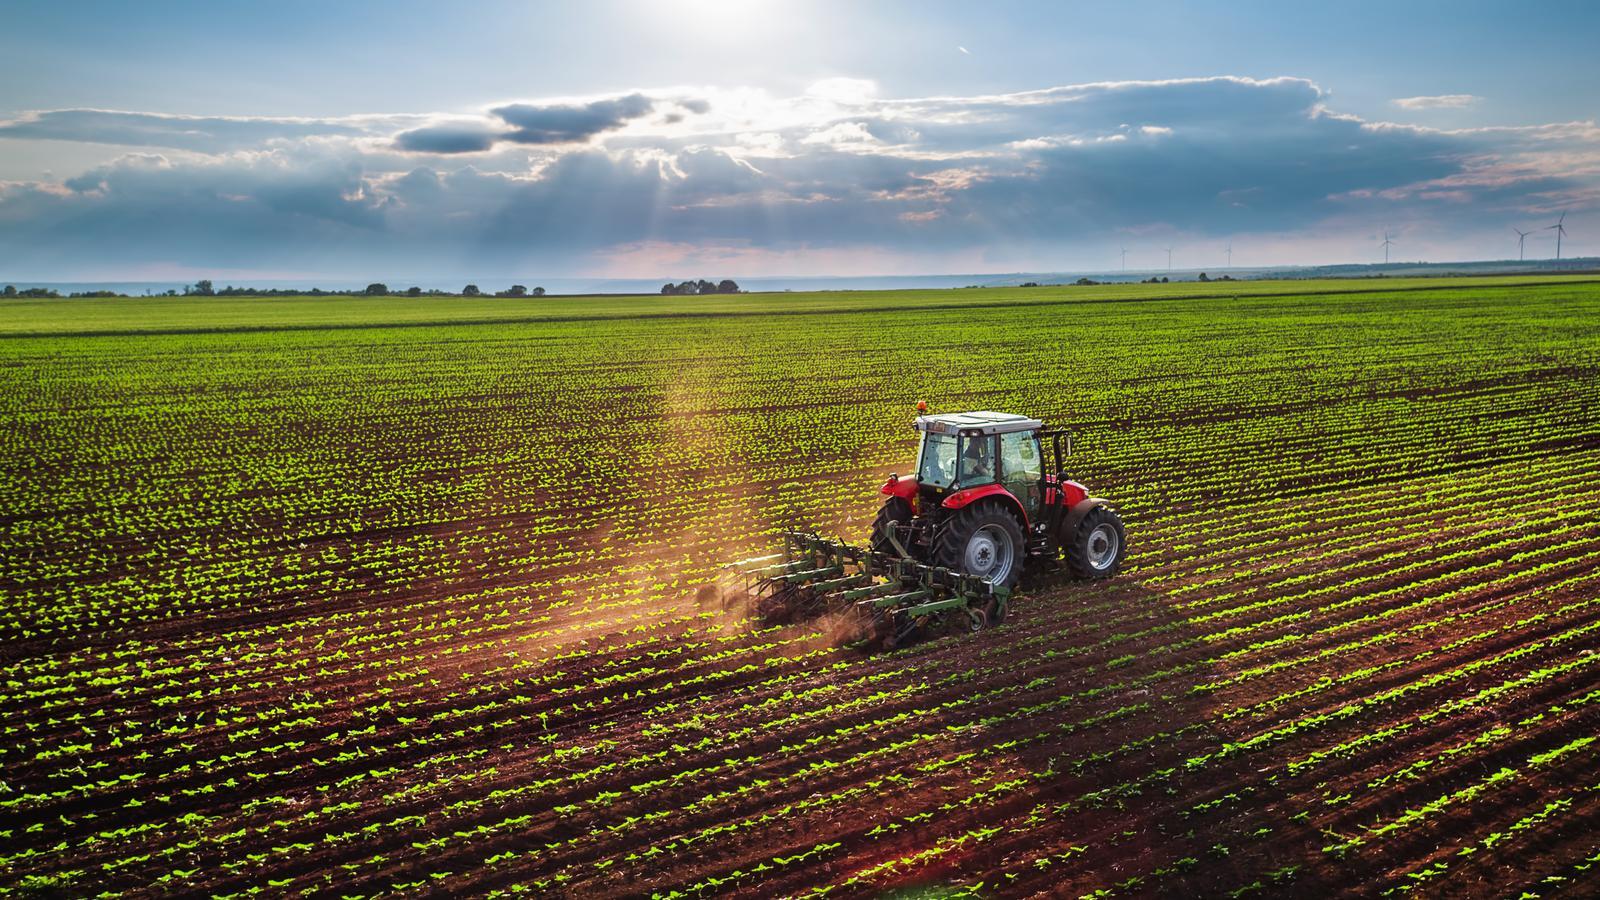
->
[732,531,1011,650]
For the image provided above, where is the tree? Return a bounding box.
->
[677,280,699,295]
[503,284,527,297]
[1197,272,1209,282]
[661,283,678,295]
[462,284,481,296]
[716,279,740,293]
[695,279,717,295]
[406,286,422,296]
[188,279,214,296]
[2,285,15,297]
[365,283,389,295]
[531,287,545,296]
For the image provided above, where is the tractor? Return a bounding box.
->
[734,405,1126,649]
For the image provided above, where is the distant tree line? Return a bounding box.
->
[172,280,547,298]
[362,283,545,297]
[661,279,740,295]
[2,280,559,299]
[2,285,116,298]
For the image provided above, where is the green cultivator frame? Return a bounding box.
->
[733,531,1012,650]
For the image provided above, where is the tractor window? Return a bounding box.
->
[958,434,997,485]
[917,432,958,488]
[1000,431,1044,520]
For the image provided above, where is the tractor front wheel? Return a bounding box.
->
[1065,505,1127,579]
[933,499,1025,589]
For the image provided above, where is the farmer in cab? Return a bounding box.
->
[961,436,993,480]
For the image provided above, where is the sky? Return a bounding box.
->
[1,0,1597,283]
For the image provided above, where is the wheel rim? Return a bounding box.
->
[964,525,1015,583]
[1086,523,1120,571]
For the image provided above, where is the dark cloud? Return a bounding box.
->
[934,105,1463,235]
[392,93,695,154]
[491,93,655,144]
[0,153,385,275]
[393,123,499,154]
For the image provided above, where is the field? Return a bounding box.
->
[3,276,1600,898]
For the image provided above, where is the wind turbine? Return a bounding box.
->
[1380,229,1394,265]
[1547,211,1568,260]
[1225,242,1233,268]
[1120,246,1128,273]
[1513,227,1531,262]
[1165,247,1174,273]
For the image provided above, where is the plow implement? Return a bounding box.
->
[731,531,1011,650]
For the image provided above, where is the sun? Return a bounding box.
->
[638,0,786,45]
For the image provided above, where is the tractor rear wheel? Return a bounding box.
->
[870,497,913,554]
[1065,505,1127,579]
[933,499,1025,589]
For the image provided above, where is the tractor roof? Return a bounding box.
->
[914,410,1044,436]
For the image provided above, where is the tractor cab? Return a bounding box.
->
[912,411,1047,521]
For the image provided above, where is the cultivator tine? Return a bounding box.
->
[883,612,926,651]
[838,580,902,603]
[747,558,811,579]
[866,588,932,609]
[813,574,873,606]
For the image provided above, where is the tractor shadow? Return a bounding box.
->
[870,569,1342,897]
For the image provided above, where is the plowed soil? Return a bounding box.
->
[3,280,1600,898]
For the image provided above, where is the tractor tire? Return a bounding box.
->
[1065,505,1127,579]
[869,497,913,554]
[932,499,1025,589]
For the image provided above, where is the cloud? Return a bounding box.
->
[393,122,499,154]
[0,108,382,152]
[800,122,881,149]
[0,76,1595,279]
[491,93,655,145]
[1392,94,1482,110]
[391,93,696,155]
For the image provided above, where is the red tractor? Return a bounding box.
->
[872,407,1126,589]
[739,406,1126,648]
